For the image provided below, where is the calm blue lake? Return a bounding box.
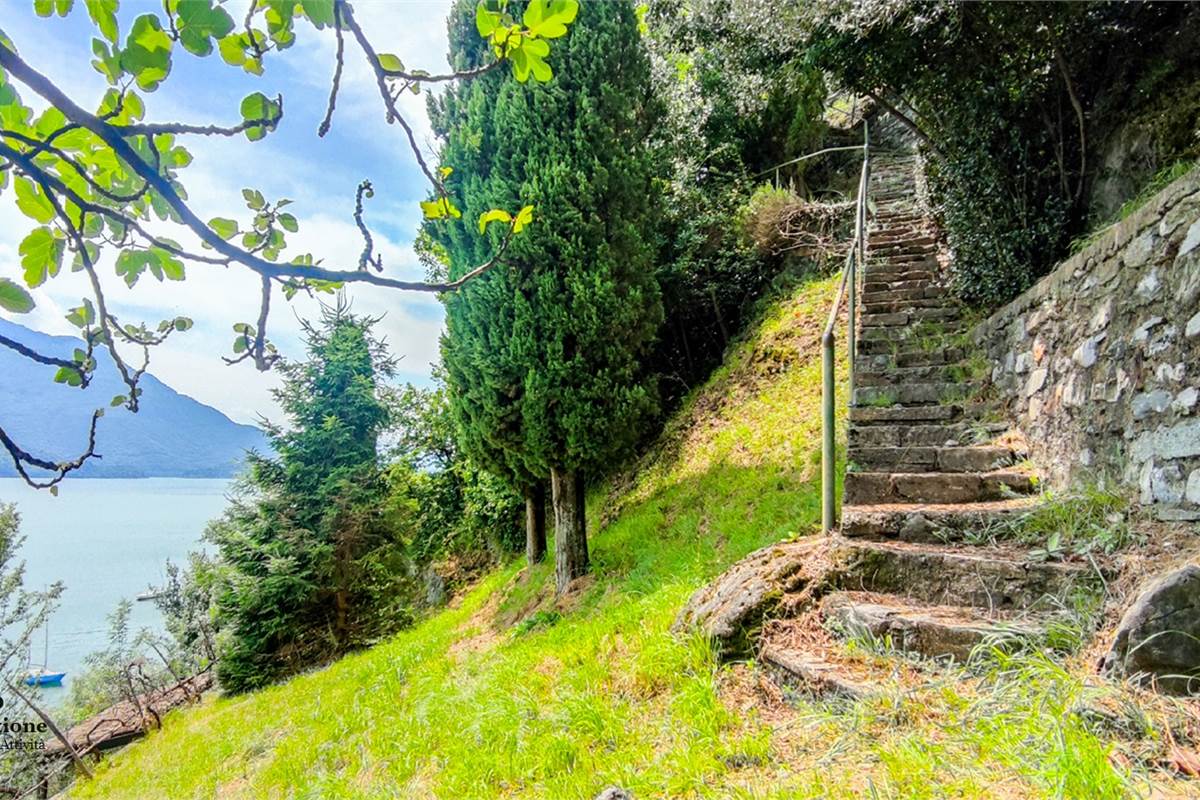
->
[0,478,231,700]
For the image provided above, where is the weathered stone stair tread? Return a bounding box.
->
[849,421,1007,447]
[842,469,1037,505]
[839,497,1043,541]
[850,404,961,424]
[848,445,1016,473]
[856,349,966,370]
[832,538,1091,610]
[759,643,874,700]
[854,382,979,407]
[822,591,1044,661]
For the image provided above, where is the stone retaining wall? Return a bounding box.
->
[975,168,1200,520]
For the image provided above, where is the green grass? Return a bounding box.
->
[67,276,1186,799]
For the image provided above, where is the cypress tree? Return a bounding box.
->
[432,0,662,591]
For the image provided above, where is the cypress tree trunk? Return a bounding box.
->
[524,483,547,566]
[551,467,588,594]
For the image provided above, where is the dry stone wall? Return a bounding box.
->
[975,168,1200,521]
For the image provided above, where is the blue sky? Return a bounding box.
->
[0,0,455,423]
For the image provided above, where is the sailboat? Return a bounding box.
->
[22,622,66,687]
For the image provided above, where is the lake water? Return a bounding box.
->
[0,478,231,701]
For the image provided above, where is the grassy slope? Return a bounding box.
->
[70,274,1184,799]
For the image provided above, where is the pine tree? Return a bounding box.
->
[432,0,662,592]
[207,300,403,691]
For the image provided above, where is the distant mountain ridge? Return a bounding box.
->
[0,318,267,479]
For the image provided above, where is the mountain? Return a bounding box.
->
[0,318,267,479]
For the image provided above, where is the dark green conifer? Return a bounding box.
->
[432,0,662,591]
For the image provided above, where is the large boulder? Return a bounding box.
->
[1102,564,1200,694]
[672,537,833,655]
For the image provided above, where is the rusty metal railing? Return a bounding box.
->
[821,122,870,534]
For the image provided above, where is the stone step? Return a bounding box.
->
[858,322,967,344]
[856,333,967,356]
[849,405,961,425]
[860,286,949,304]
[839,497,1042,542]
[842,469,1038,505]
[859,308,961,328]
[822,592,1044,662]
[759,644,873,700]
[848,445,1016,473]
[870,234,936,249]
[856,364,953,386]
[856,350,965,372]
[863,268,936,283]
[848,421,1007,448]
[861,298,956,314]
[862,279,934,294]
[832,539,1091,611]
[853,382,978,407]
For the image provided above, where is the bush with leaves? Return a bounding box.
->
[384,383,524,566]
[641,0,830,404]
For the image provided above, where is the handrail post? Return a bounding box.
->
[821,329,836,535]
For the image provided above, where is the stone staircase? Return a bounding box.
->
[757,145,1097,699]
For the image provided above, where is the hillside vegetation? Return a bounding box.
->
[68,271,1193,799]
[67,271,840,799]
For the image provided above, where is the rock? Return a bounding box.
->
[595,789,634,800]
[1186,311,1200,339]
[672,538,832,655]
[1102,565,1200,694]
[1131,390,1173,420]
[1134,265,1160,296]
[1131,316,1164,344]
[1180,219,1200,259]
[1187,470,1200,505]
[1072,336,1101,368]
[1025,367,1047,397]
[1131,421,1200,462]
[1174,387,1198,413]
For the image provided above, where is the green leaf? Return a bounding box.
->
[115,249,152,287]
[33,0,54,17]
[477,208,512,234]
[299,0,335,28]
[513,204,534,233]
[121,15,173,91]
[242,188,266,210]
[239,92,279,141]
[19,227,63,288]
[0,278,34,314]
[152,247,185,280]
[173,316,193,331]
[217,33,247,66]
[54,366,83,387]
[475,3,500,37]
[85,0,119,42]
[65,299,96,328]
[278,213,299,233]
[524,0,577,39]
[14,177,56,224]
[176,0,235,57]
[377,53,404,72]
[209,216,239,240]
[110,394,127,407]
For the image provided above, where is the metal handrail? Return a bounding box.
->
[821,122,871,534]
[754,144,869,185]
